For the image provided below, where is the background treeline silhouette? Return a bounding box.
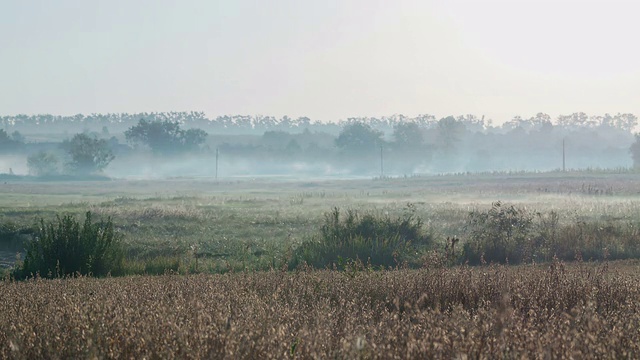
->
[1,111,637,135]
[1,111,638,176]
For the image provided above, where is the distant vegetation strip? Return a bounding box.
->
[4,199,640,279]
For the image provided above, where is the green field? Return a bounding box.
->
[2,171,640,275]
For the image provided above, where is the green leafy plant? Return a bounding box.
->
[62,133,115,175]
[291,205,431,269]
[14,212,123,278]
[125,119,208,154]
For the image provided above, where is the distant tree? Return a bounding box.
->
[296,116,312,129]
[557,112,592,129]
[0,129,22,152]
[182,128,208,151]
[125,119,182,152]
[502,116,529,132]
[414,114,437,128]
[0,129,11,142]
[62,133,115,175]
[254,115,277,131]
[335,122,384,155]
[262,131,291,148]
[614,113,638,133]
[11,131,25,143]
[285,139,302,155]
[556,112,637,132]
[392,122,424,150]
[598,113,615,128]
[277,116,294,130]
[437,116,465,155]
[456,114,486,132]
[27,151,59,176]
[125,119,207,154]
[530,113,553,132]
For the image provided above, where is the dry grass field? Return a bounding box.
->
[2,261,639,359]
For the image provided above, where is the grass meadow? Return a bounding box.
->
[2,171,640,357]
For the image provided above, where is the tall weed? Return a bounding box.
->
[13,212,123,278]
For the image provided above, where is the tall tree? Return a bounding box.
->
[62,133,114,175]
[125,119,208,154]
[0,129,23,152]
[557,112,592,129]
[614,113,638,132]
[335,122,384,155]
[392,122,424,151]
[437,116,465,155]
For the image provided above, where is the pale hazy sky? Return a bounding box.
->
[1,0,638,123]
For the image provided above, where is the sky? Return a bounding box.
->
[1,0,639,124]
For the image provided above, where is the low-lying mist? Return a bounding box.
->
[0,149,633,180]
[0,155,28,176]
[103,149,632,180]
[105,154,354,180]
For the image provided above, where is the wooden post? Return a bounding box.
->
[562,139,566,172]
[380,146,384,178]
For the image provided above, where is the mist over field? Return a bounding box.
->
[0,112,637,179]
[0,154,28,176]
[105,154,339,180]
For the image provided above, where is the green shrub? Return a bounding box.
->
[291,206,432,269]
[463,201,534,264]
[13,212,123,279]
[552,220,640,261]
[463,202,640,265]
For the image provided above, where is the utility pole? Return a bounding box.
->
[562,139,566,172]
[380,146,384,178]
[215,147,219,181]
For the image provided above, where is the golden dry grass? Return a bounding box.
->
[2,260,639,359]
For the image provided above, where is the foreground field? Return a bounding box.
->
[2,261,639,359]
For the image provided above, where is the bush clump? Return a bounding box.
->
[462,201,640,265]
[463,201,535,264]
[13,212,123,279]
[291,206,432,269]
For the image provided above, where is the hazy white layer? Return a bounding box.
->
[1,0,638,124]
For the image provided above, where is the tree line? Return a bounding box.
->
[1,111,638,135]
[2,112,640,177]
[22,119,209,177]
